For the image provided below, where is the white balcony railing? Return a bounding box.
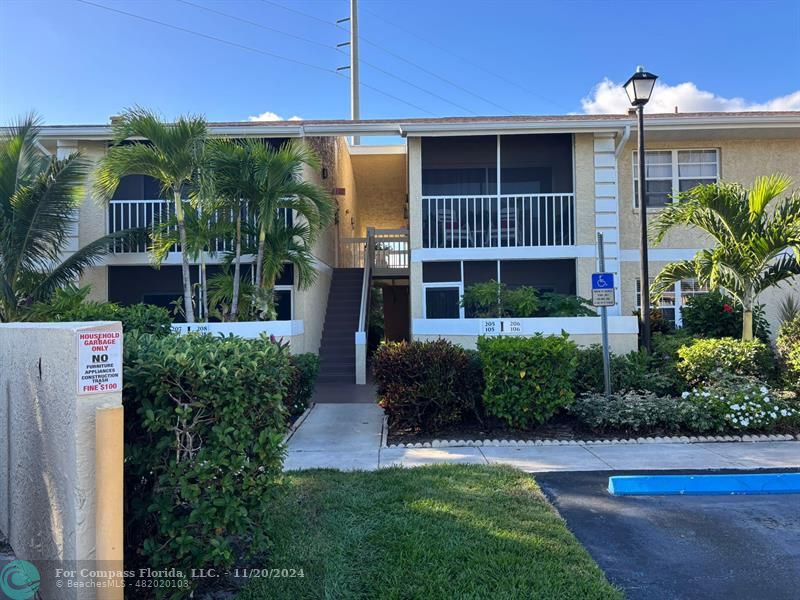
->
[108,199,291,254]
[340,228,409,272]
[421,193,575,249]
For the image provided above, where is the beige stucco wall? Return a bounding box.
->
[413,333,637,354]
[618,138,800,251]
[293,267,332,353]
[351,152,407,234]
[75,141,110,302]
[332,137,360,252]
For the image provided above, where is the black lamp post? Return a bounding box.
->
[623,66,658,352]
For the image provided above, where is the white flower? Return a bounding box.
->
[781,409,789,417]
[731,404,741,411]
[702,391,710,397]
[681,391,690,399]
[770,412,777,419]
[760,386,768,394]
[741,418,750,427]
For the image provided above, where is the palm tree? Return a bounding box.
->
[206,138,265,320]
[0,114,133,321]
[94,107,207,323]
[651,174,800,340]
[244,217,319,320]
[149,198,231,322]
[251,141,333,292]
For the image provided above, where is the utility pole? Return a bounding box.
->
[337,0,360,145]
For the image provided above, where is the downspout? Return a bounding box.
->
[614,125,631,159]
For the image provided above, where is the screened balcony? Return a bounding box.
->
[420,134,575,249]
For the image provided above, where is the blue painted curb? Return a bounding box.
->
[608,473,800,496]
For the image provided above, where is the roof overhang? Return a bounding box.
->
[16,112,800,142]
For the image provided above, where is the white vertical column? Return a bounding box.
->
[593,134,621,316]
[57,139,81,255]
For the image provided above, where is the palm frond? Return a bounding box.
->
[748,173,792,223]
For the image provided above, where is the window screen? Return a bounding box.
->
[425,287,460,319]
[423,261,461,282]
[275,289,292,320]
[463,261,497,286]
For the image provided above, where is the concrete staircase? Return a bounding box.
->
[317,268,364,384]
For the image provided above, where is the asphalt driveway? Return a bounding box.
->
[538,470,800,600]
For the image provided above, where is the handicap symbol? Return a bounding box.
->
[596,275,609,288]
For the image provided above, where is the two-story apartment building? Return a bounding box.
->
[34,111,800,383]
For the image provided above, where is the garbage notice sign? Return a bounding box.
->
[77,326,122,395]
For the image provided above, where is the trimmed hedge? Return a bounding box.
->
[677,337,774,385]
[570,391,699,434]
[373,340,482,432]
[123,333,290,595]
[286,353,320,416]
[477,334,577,428]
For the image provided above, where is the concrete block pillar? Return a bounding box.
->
[0,322,124,600]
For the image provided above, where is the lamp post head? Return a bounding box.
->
[624,66,658,107]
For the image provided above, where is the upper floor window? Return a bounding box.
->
[633,149,719,208]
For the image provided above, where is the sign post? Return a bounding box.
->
[593,232,614,396]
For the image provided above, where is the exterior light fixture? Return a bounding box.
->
[624,66,658,352]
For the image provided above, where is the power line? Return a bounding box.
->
[360,3,568,112]
[72,0,437,116]
[259,0,516,114]
[176,0,479,115]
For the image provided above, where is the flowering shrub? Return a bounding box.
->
[683,377,798,432]
[777,316,800,392]
[680,290,770,340]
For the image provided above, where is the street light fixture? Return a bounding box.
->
[623,66,658,352]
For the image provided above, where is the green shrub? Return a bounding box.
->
[286,353,320,416]
[777,315,800,392]
[677,337,774,385]
[373,340,482,432]
[537,292,596,317]
[683,374,798,432]
[28,285,172,336]
[681,290,770,341]
[573,345,677,396]
[570,391,691,434]
[478,334,577,428]
[117,303,173,336]
[123,333,290,595]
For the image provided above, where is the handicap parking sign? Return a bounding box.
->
[591,273,615,307]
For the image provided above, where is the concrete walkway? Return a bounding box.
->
[285,403,800,472]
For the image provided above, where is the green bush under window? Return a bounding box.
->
[461,280,594,318]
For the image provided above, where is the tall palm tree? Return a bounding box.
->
[251,141,333,291]
[0,114,133,321]
[94,107,207,323]
[651,174,800,340]
[206,138,265,320]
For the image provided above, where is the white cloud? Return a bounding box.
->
[247,111,303,122]
[581,78,800,114]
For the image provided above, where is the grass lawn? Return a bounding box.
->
[238,465,621,600]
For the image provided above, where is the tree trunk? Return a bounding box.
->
[255,222,266,289]
[230,209,242,321]
[742,290,754,341]
[200,256,208,323]
[174,190,195,323]
[742,309,754,341]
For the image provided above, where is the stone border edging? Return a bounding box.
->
[385,433,800,449]
[283,403,315,445]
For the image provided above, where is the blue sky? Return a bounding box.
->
[1,0,798,124]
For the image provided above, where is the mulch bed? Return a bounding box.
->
[387,413,800,446]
